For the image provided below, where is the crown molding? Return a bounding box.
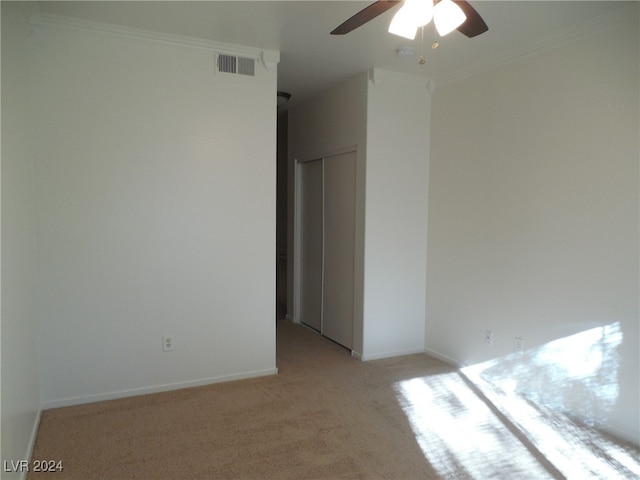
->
[28,13,280,67]
[25,1,41,18]
[435,2,637,87]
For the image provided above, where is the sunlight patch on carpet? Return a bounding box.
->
[395,373,550,479]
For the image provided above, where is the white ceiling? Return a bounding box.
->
[37,1,636,107]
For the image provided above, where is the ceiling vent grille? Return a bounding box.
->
[217,54,255,77]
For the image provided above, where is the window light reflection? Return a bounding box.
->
[466,322,623,428]
[395,322,639,479]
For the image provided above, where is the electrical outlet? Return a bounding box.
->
[162,335,175,352]
[514,337,524,353]
[484,330,494,345]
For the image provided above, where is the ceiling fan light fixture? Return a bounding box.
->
[388,5,418,40]
[406,0,433,27]
[433,0,467,36]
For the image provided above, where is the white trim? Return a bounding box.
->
[18,408,43,480]
[436,3,637,87]
[293,157,324,331]
[8,409,43,480]
[423,347,466,368]
[599,423,640,447]
[28,13,279,65]
[320,159,326,335]
[25,1,40,19]
[41,368,277,410]
[324,145,358,160]
[360,347,426,362]
[293,159,302,324]
[261,50,280,70]
[297,145,357,165]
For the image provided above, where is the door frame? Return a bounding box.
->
[296,157,324,332]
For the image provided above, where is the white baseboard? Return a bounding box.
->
[423,347,466,368]
[360,347,426,362]
[17,408,43,480]
[41,368,278,410]
[598,421,640,447]
[7,408,43,480]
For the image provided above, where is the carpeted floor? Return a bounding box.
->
[28,320,639,479]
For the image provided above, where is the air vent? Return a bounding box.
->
[217,54,255,76]
[237,57,255,76]
[217,54,237,74]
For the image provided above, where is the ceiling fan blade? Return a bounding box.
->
[331,0,401,35]
[454,0,488,37]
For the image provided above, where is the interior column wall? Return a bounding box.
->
[362,70,431,360]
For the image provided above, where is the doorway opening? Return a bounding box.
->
[276,109,288,321]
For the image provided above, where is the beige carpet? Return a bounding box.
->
[28,320,639,479]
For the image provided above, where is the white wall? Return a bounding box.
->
[363,70,430,360]
[426,12,639,443]
[1,3,42,478]
[288,72,368,355]
[28,19,278,407]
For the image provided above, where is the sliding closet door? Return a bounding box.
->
[299,159,323,332]
[322,151,356,349]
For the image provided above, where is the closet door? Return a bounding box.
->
[322,151,356,349]
[299,159,323,332]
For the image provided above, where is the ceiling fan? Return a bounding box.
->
[331,0,488,39]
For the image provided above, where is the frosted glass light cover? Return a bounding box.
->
[388,6,418,40]
[406,0,433,27]
[433,0,467,36]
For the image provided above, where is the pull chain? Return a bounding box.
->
[432,22,440,50]
[418,26,426,65]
